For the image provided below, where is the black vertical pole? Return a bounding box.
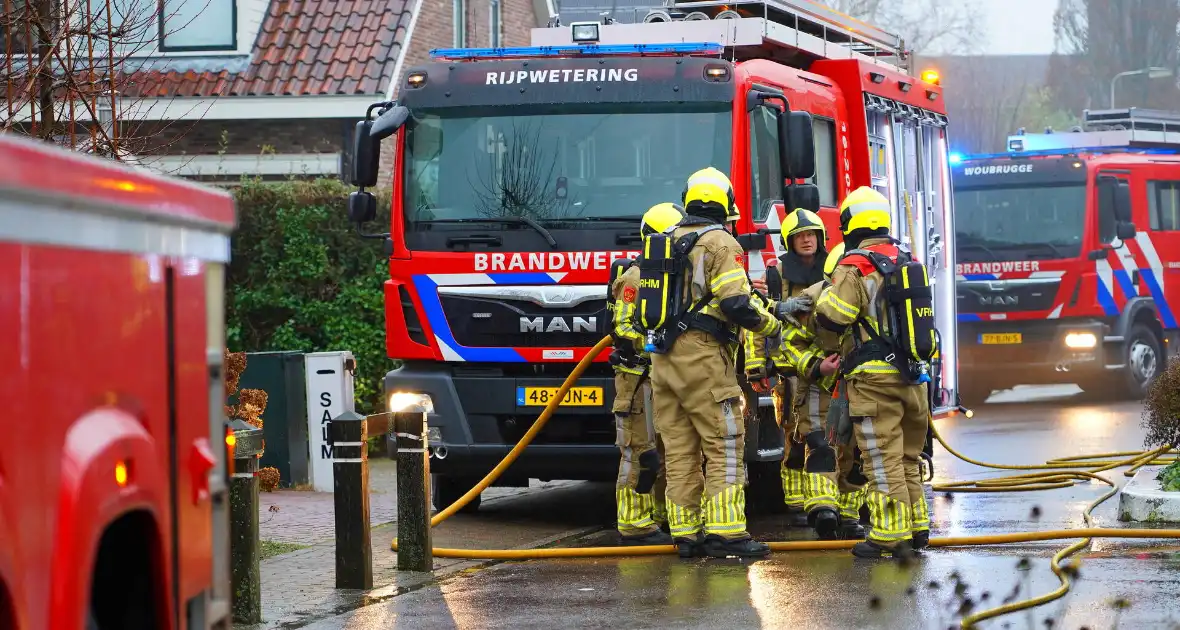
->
[330,410,372,590]
[228,419,263,623]
[395,408,433,572]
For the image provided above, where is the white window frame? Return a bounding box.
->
[489,0,502,47]
[453,0,467,48]
[159,0,237,52]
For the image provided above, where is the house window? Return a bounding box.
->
[453,0,467,47]
[1149,180,1180,231]
[809,117,838,208]
[489,0,502,47]
[160,0,236,51]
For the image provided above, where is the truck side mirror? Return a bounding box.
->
[781,111,816,180]
[1116,221,1137,240]
[1114,180,1132,223]
[785,183,820,213]
[370,105,410,141]
[348,191,377,224]
[351,120,380,188]
[1096,174,1134,223]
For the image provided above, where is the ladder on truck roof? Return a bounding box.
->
[1007,108,1180,154]
[534,0,909,70]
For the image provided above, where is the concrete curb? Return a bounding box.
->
[1118,465,1180,523]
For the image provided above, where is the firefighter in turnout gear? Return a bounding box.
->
[746,237,867,541]
[609,202,685,546]
[744,208,831,529]
[813,186,935,559]
[644,167,783,559]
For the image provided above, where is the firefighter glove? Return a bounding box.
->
[775,294,814,319]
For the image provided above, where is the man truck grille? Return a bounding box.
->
[439,293,607,348]
[957,278,1060,313]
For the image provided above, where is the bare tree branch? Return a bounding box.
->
[819,0,987,55]
[1050,0,1180,111]
[2,0,219,162]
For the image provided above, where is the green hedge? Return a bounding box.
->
[226,178,394,414]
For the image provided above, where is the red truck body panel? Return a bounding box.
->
[0,135,234,630]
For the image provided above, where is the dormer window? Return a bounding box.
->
[159,0,237,51]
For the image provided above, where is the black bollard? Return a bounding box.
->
[394,404,433,572]
[228,418,264,623]
[329,411,380,589]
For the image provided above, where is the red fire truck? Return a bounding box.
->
[0,135,234,629]
[347,0,960,511]
[952,108,1180,405]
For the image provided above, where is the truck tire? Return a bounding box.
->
[1081,323,1162,400]
[431,475,482,513]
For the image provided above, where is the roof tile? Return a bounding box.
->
[123,0,410,99]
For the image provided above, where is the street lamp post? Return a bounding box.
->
[1110,67,1173,109]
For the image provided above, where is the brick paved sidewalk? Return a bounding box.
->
[238,459,609,629]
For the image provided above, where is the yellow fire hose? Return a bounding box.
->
[390,335,1180,628]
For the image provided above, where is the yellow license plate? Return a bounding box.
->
[979,333,1022,345]
[516,386,604,407]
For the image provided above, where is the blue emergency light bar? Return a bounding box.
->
[429,42,725,60]
[954,146,1180,162]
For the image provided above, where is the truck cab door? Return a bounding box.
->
[1094,172,1140,302]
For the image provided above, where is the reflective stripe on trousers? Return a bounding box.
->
[838,487,866,520]
[864,490,912,545]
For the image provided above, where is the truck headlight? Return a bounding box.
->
[388,391,434,413]
[1064,332,1097,349]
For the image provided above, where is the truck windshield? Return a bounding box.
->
[402,104,733,224]
[953,184,1087,262]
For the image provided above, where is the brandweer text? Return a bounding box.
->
[475,251,639,272]
[485,68,640,85]
[956,261,1041,274]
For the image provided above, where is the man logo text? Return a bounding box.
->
[520,316,597,333]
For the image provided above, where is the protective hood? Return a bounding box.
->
[779,249,828,288]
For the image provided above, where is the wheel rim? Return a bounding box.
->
[1129,338,1158,384]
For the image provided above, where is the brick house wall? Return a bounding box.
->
[377,0,542,186]
[140,119,353,156]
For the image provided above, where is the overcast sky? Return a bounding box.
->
[977,0,1058,55]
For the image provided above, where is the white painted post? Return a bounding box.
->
[305,351,357,492]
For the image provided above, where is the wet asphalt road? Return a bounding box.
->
[306,386,1180,630]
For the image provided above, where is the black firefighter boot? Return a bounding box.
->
[839,516,866,540]
[703,534,771,559]
[851,539,916,560]
[809,507,840,540]
[620,529,674,546]
[675,532,707,559]
[785,504,810,528]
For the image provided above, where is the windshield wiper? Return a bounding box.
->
[425,216,558,249]
[956,235,999,261]
[1018,242,1067,259]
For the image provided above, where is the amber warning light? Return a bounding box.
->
[115,460,130,487]
[921,68,940,85]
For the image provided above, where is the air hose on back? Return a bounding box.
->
[389,335,1180,629]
